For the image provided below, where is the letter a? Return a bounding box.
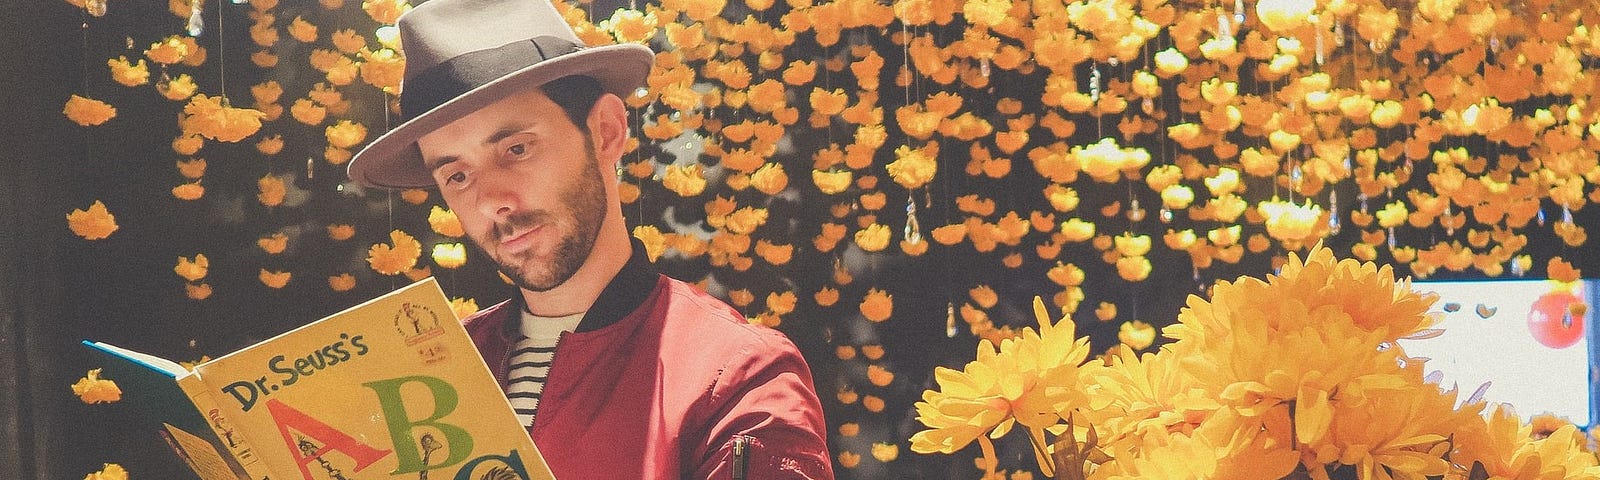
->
[265,399,392,480]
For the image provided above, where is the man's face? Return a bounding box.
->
[416,88,608,292]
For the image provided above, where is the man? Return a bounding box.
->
[346,0,834,478]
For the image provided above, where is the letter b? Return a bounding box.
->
[363,375,474,474]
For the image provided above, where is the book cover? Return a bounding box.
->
[86,278,553,480]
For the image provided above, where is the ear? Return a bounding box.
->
[586,93,629,164]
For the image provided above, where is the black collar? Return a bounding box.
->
[504,238,660,336]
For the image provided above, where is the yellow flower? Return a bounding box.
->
[159,74,198,101]
[71,369,122,404]
[171,182,204,200]
[291,98,328,125]
[257,174,286,207]
[362,0,410,24]
[887,143,940,189]
[431,243,467,269]
[871,442,900,462]
[910,298,1092,477]
[83,463,129,480]
[288,15,318,43]
[180,95,265,142]
[1114,233,1152,257]
[324,120,368,149]
[426,206,464,238]
[663,163,707,197]
[259,269,292,289]
[173,254,208,281]
[1258,198,1324,244]
[447,297,480,319]
[1059,218,1095,242]
[1117,320,1155,350]
[368,229,423,275]
[750,162,789,195]
[107,56,149,87]
[359,48,405,94]
[1116,255,1152,281]
[66,201,118,240]
[855,223,891,252]
[145,36,188,64]
[1375,201,1409,229]
[64,95,116,126]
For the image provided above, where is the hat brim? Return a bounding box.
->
[348,43,654,189]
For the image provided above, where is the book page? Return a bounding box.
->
[164,423,241,480]
[192,278,552,479]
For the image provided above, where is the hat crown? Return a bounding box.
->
[397,0,583,82]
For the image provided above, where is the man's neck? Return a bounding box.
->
[518,224,631,317]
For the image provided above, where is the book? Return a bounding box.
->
[84,277,554,480]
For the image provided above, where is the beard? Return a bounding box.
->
[474,146,608,292]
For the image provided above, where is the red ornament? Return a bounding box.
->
[1528,290,1585,349]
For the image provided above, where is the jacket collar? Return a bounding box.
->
[502,238,660,337]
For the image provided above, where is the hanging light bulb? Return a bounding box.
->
[1159,207,1174,223]
[945,303,958,338]
[187,3,205,36]
[903,196,923,244]
[1327,190,1341,235]
[1089,64,1102,102]
[85,0,107,16]
[1537,208,1547,226]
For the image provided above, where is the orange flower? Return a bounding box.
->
[400,188,430,205]
[327,224,355,241]
[159,74,198,101]
[1548,257,1582,283]
[362,0,411,24]
[171,182,205,201]
[815,286,841,307]
[431,243,467,269]
[449,297,480,319]
[888,143,940,189]
[180,95,265,142]
[368,229,422,275]
[66,201,118,240]
[71,369,121,404]
[855,223,891,252]
[259,269,292,289]
[328,273,357,292]
[861,288,893,322]
[257,174,286,207]
[64,95,116,126]
[288,16,318,43]
[258,233,289,254]
[290,98,328,125]
[359,48,405,94]
[185,282,213,300]
[83,463,128,480]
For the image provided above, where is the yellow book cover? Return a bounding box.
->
[85,278,554,480]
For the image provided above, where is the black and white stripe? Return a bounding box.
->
[507,339,557,427]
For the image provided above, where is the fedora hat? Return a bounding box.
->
[348,0,653,188]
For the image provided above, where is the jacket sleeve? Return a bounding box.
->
[688,331,835,480]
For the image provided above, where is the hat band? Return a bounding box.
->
[399,36,584,121]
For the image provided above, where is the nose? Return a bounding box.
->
[475,173,521,220]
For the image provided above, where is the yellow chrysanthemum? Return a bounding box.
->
[367,229,423,276]
[71,369,122,404]
[66,201,118,240]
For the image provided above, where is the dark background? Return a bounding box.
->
[6,1,1600,479]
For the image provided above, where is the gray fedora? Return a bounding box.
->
[348,0,653,188]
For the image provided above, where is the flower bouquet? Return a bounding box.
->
[911,244,1600,479]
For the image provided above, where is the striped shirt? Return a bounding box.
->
[507,310,582,427]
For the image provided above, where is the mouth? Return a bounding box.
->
[496,225,542,252]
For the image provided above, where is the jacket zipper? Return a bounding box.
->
[732,435,750,480]
[528,330,566,432]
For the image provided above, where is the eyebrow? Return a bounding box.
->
[425,126,528,172]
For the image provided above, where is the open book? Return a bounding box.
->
[84,278,553,480]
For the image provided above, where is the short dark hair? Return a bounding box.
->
[539,75,606,134]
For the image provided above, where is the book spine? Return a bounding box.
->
[176,374,277,480]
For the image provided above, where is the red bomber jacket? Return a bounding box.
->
[461,244,834,479]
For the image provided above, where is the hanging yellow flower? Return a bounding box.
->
[368,229,423,275]
[171,182,205,201]
[173,254,208,281]
[431,243,467,269]
[71,369,122,404]
[159,74,198,101]
[63,95,116,126]
[66,201,118,240]
[83,463,128,480]
[325,120,368,149]
[107,56,149,87]
[327,224,355,241]
[144,36,188,64]
[855,223,891,252]
[887,143,940,189]
[1117,320,1156,350]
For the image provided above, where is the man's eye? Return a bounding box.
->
[508,143,527,156]
[447,171,466,184]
